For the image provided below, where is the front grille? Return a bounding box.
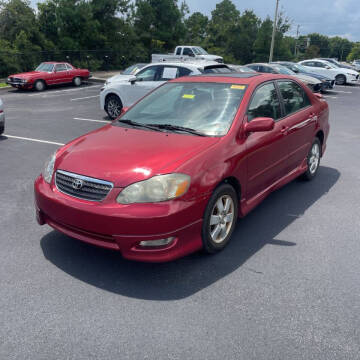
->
[55,170,113,201]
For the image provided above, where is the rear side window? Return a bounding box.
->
[303,61,314,67]
[247,82,281,121]
[277,80,311,116]
[65,64,73,70]
[176,47,182,55]
[55,63,67,71]
[158,66,192,81]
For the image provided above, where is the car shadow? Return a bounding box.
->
[6,82,95,94]
[40,166,340,300]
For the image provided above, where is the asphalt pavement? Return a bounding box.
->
[0,82,359,359]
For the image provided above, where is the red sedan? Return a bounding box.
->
[7,62,90,91]
[34,73,329,262]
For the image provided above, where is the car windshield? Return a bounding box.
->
[35,63,54,72]
[116,82,247,136]
[272,65,295,75]
[192,47,208,55]
[123,64,145,75]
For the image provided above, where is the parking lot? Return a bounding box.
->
[1,81,360,359]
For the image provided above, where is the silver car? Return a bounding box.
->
[0,98,4,135]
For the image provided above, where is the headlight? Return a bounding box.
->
[21,79,28,83]
[117,173,190,204]
[42,152,56,183]
[347,73,356,77]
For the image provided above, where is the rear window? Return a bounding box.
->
[203,66,233,74]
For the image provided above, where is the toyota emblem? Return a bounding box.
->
[72,178,84,190]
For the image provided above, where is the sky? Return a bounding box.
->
[29,0,360,41]
[188,0,360,41]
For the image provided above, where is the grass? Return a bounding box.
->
[0,82,8,88]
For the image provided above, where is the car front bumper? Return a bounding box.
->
[6,80,33,89]
[34,175,207,262]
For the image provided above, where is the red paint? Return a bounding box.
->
[7,62,90,90]
[34,73,329,262]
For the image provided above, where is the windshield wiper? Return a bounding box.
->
[118,119,165,132]
[147,124,206,136]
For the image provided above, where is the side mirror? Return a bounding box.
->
[128,76,137,84]
[244,117,275,133]
[325,65,331,69]
[313,93,323,99]
[189,53,195,57]
[293,68,299,73]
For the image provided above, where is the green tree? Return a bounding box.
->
[329,36,352,61]
[347,43,360,62]
[307,33,330,57]
[185,12,208,45]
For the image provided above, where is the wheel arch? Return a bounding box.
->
[216,176,241,203]
[315,130,324,156]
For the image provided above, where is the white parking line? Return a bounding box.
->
[71,95,100,101]
[73,117,109,123]
[337,85,360,89]
[323,96,337,99]
[28,85,102,97]
[326,90,352,94]
[4,134,64,145]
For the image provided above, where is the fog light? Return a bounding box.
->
[139,237,175,247]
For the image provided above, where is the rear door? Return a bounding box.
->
[276,80,316,172]
[244,82,290,199]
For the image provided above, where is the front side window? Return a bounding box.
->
[136,66,159,81]
[116,82,247,136]
[303,61,314,67]
[183,47,194,56]
[247,82,281,121]
[277,80,311,116]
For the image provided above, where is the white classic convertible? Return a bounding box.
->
[100,61,233,119]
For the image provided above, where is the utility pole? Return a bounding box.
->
[269,0,280,62]
[294,25,300,56]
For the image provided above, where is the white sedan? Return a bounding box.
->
[100,61,233,119]
[298,59,359,85]
[0,98,4,135]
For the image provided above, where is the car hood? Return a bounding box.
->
[56,124,220,187]
[295,74,321,84]
[9,71,45,79]
[339,68,358,75]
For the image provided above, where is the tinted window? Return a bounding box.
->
[183,47,194,56]
[178,67,192,77]
[136,66,159,81]
[55,64,67,71]
[314,62,325,68]
[278,81,311,116]
[247,65,259,72]
[158,66,192,81]
[303,61,314,67]
[247,82,281,121]
[203,66,232,74]
[176,47,181,55]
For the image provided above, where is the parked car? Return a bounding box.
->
[318,58,356,71]
[100,61,233,119]
[273,61,335,90]
[298,59,359,85]
[228,64,256,73]
[35,72,329,262]
[105,63,147,86]
[6,62,91,91]
[0,98,4,135]
[152,46,223,63]
[246,63,323,92]
[352,60,360,71]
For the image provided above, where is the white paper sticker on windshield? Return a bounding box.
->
[162,67,178,79]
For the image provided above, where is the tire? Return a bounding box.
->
[335,74,346,85]
[34,80,45,91]
[105,94,123,119]
[73,77,82,86]
[202,184,238,254]
[302,138,321,181]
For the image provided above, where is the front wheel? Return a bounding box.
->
[335,74,346,85]
[34,80,45,91]
[73,77,82,86]
[302,138,321,181]
[105,94,123,119]
[202,184,238,254]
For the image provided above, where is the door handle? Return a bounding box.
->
[281,126,289,134]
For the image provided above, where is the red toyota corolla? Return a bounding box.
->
[34,73,329,262]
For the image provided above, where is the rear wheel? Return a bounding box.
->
[302,138,321,181]
[202,184,238,254]
[73,77,82,86]
[335,74,346,85]
[34,80,45,91]
[105,94,123,119]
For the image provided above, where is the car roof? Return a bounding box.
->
[150,61,228,68]
[170,73,295,85]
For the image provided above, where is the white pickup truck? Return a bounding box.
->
[152,46,223,63]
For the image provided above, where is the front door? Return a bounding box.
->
[244,82,290,200]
